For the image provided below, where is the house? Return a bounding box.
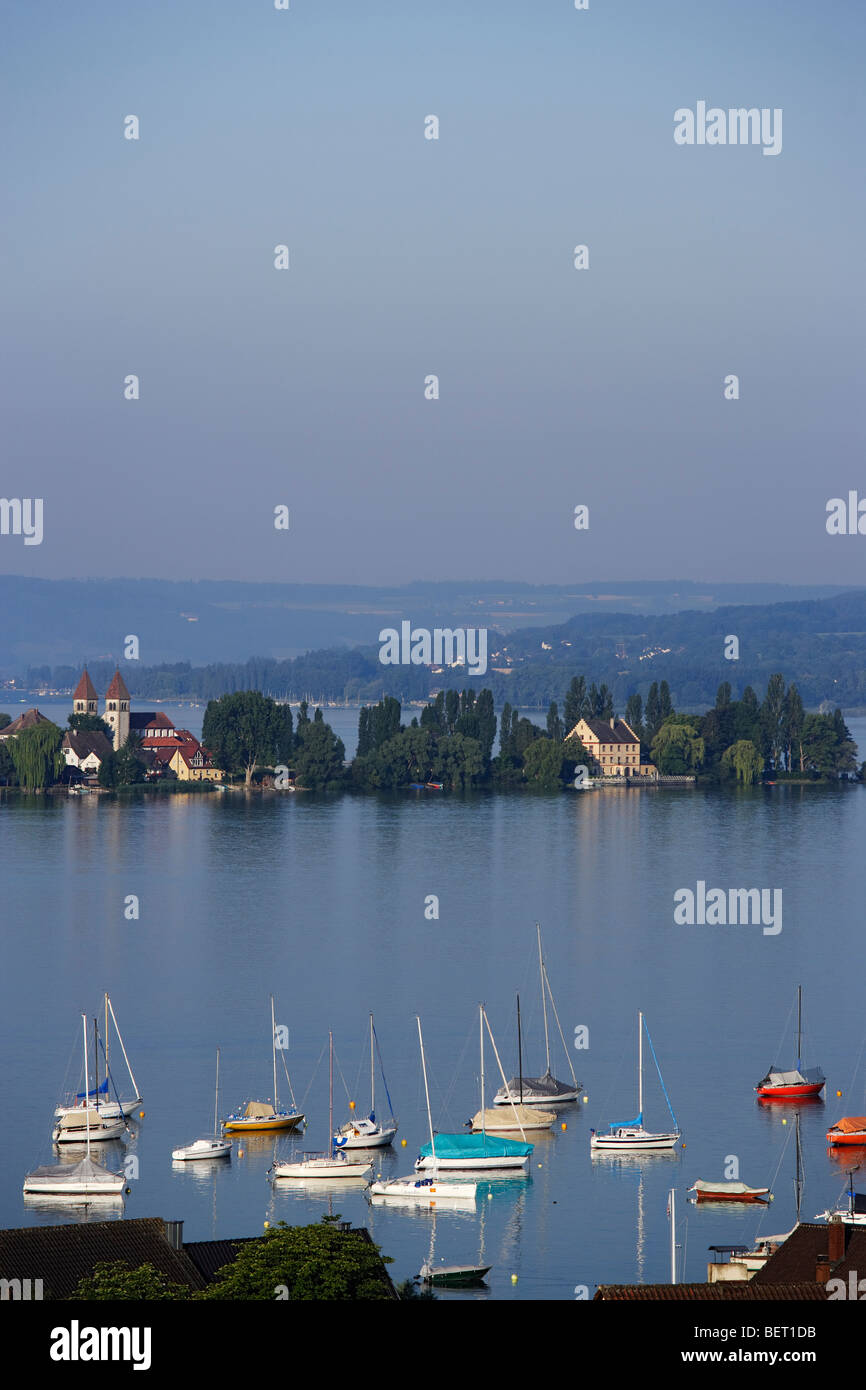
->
[61,729,114,776]
[0,708,54,743]
[168,738,223,782]
[565,716,657,779]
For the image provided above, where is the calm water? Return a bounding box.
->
[1,717,864,1300]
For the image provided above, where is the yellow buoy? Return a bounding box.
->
[782,1118,787,1125]
[401,1138,407,1147]
[837,1090,842,1097]
[238,1149,244,1156]
[349,1100,355,1110]
[139,1111,145,1119]
[561,1122,567,1131]
[511,1274,518,1284]
[487,1193,493,1200]
[582,1095,588,1103]
[264,1220,269,1228]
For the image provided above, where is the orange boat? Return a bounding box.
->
[826,1117,866,1146]
[688,1180,770,1204]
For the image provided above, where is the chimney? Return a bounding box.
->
[165,1220,183,1251]
[609,717,615,729]
[815,1255,830,1285]
[828,1216,846,1264]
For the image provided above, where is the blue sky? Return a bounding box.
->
[2,1,864,584]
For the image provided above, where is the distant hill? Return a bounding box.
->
[0,576,854,673]
[9,586,866,713]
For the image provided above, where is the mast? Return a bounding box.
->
[106,995,140,1102]
[417,1017,436,1164]
[479,1005,485,1137]
[214,1048,220,1137]
[370,1013,375,1116]
[638,1011,643,1121]
[537,924,551,1075]
[483,1006,527,1141]
[82,1014,91,1160]
[794,1110,802,1220]
[669,1187,677,1283]
[271,995,278,1113]
[93,1017,99,1111]
[796,985,802,1071]
[517,995,524,1105]
[329,1030,334,1156]
[104,994,110,1082]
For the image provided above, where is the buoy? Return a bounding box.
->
[561,1122,567,1131]
[837,1090,842,1097]
[537,1162,542,1167]
[487,1192,492,1200]
[782,1118,787,1125]
[239,1149,244,1157]
[349,1100,355,1111]
[401,1138,407,1147]
[582,1095,588,1103]
[264,1220,270,1229]
[511,1274,518,1284]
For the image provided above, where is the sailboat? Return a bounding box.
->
[24,1015,127,1197]
[816,1167,866,1227]
[224,996,305,1132]
[472,997,556,1133]
[334,1013,398,1150]
[52,1018,128,1144]
[493,925,582,1106]
[590,1011,680,1151]
[54,994,142,1122]
[370,1018,477,1201]
[418,1201,492,1288]
[756,986,825,1100]
[172,1049,232,1161]
[415,1011,532,1173]
[270,1032,373,1179]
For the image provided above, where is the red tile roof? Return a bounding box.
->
[105,668,130,700]
[73,669,99,702]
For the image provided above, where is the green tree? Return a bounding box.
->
[71,1261,192,1301]
[651,720,704,774]
[293,719,346,789]
[199,1218,393,1301]
[783,683,805,772]
[9,720,64,789]
[202,692,294,787]
[546,701,563,743]
[523,737,565,789]
[624,693,644,742]
[658,680,673,724]
[0,740,17,785]
[98,744,146,788]
[720,740,763,785]
[645,682,661,742]
[761,674,786,770]
[68,712,112,738]
[715,682,732,710]
[563,676,588,732]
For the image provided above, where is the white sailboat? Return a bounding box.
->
[590,1011,681,1151]
[334,1013,398,1150]
[172,1049,232,1161]
[415,1011,532,1172]
[270,1032,373,1180]
[54,994,142,1122]
[52,1017,128,1144]
[473,997,556,1133]
[25,1015,127,1197]
[493,925,582,1106]
[224,996,305,1133]
[371,1017,478,1201]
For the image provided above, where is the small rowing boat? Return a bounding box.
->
[689,1179,771,1204]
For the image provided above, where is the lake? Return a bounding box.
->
[1,714,864,1300]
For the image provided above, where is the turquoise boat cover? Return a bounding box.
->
[419,1132,532,1159]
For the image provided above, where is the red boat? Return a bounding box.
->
[689,1180,770,1204]
[755,986,825,1101]
[826,1117,866,1147]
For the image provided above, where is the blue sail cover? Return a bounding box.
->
[75,1079,109,1100]
[419,1133,532,1160]
[609,1112,642,1129]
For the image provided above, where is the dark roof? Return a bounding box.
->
[751,1222,866,1285]
[578,718,640,745]
[183,1238,254,1283]
[0,1218,206,1300]
[1,708,54,736]
[63,730,113,760]
[594,1282,829,1301]
[129,712,161,730]
[73,669,99,702]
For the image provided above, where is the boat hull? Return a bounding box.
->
[591,1129,679,1151]
[827,1131,866,1146]
[370,1177,477,1201]
[171,1139,232,1161]
[689,1182,770,1203]
[414,1154,528,1171]
[756,1083,825,1100]
[419,1264,491,1287]
[272,1158,372,1179]
[334,1124,397,1150]
[223,1113,304,1133]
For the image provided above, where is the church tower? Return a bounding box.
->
[72,669,99,719]
[103,669,131,749]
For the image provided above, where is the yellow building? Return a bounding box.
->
[566,717,657,779]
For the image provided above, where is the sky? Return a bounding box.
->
[2,1,864,587]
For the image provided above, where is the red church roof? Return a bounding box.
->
[73,669,99,702]
[105,669,130,700]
